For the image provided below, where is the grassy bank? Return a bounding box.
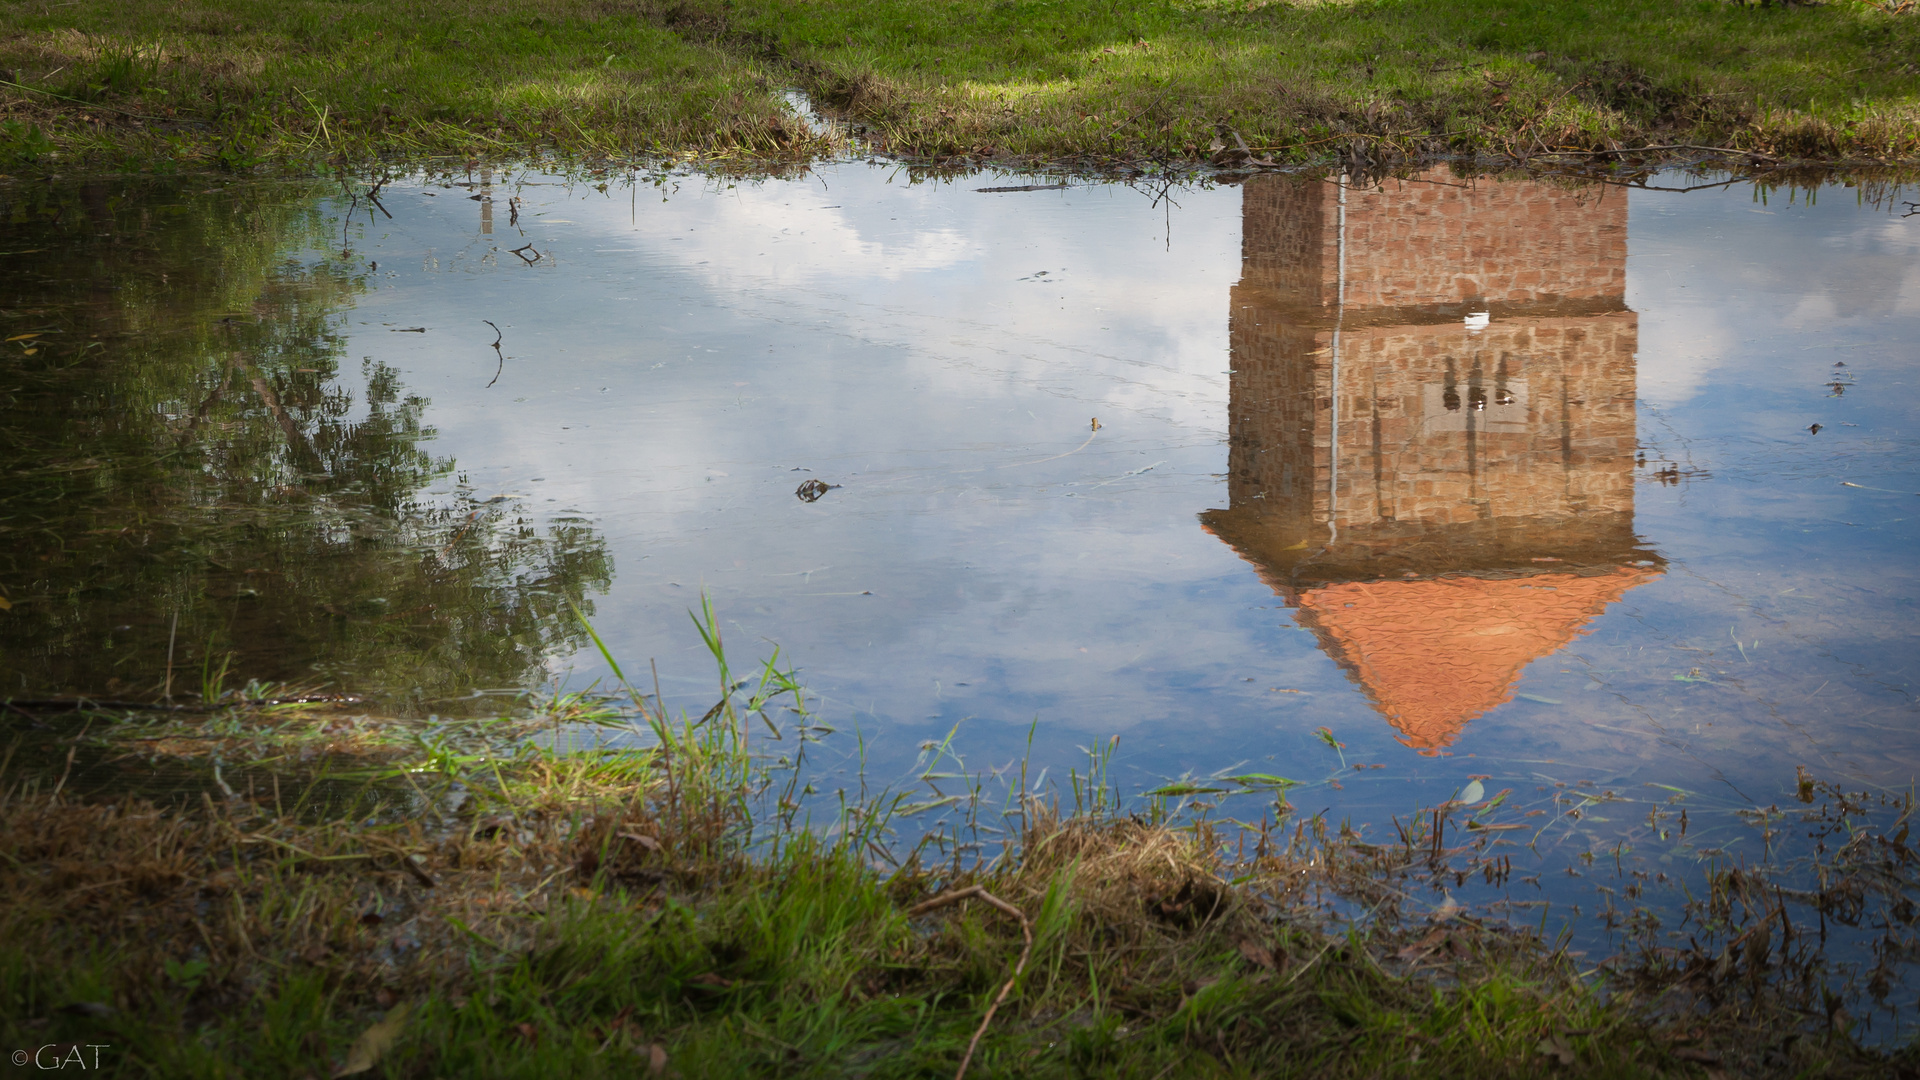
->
[0,758,1846,1079]
[7,657,1920,1078]
[0,0,1913,171]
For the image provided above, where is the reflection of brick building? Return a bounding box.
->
[1201,171,1662,751]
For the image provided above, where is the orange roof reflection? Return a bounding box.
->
[1294,567,1658,750]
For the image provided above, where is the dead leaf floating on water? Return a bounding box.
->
[795,478,840,503]
[334,1002,409,1077]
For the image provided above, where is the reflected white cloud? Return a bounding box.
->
[336,167,1920,804]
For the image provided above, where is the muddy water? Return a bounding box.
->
[3,166,1917,934]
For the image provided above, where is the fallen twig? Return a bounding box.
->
[0,77,206,125]
[907,885,1033,1080]
[1543,141,1778,161]
[0,694,361,713]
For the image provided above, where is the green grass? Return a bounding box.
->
[0,0,823,169]
[0,0,1913,169]
[715,0,1920,163]
[8,613,1920,1078]
[0,779,1734,1079]
[4,667,1914,1077]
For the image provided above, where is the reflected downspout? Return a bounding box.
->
[1328,174,1346,546]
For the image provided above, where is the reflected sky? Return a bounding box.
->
[321,165,1918,817]
[4,163,1914,999]
[3,163,1899,836]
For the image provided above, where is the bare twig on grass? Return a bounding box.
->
[907,885,1034,1080]
[164,609,178,702]
[0,77,203,125]
[1544,142,1779,162]
[0,693,360,713]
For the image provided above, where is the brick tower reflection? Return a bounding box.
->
[1200,172,1663,752]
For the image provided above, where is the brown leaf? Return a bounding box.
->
[1396,927,1449,962]
[1535,1033,1574,1066]
[619,831,662,851]
[1236,939,1276,971]
[690,972,731,988]
[648,1043,669,1076]
[334,1002,408,1076]
[1673,1047,1722,1064]
[512,1021,539,1045]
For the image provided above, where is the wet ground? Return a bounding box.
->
[3,163,1917,1001]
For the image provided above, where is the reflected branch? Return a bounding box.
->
[484,320,505,388]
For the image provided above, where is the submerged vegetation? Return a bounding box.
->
[0,0,1912,170]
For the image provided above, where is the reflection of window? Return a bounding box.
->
[1422,379,1528,433]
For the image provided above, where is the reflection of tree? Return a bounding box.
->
[0,180,610,712]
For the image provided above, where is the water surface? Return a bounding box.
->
[3,164,1917,960]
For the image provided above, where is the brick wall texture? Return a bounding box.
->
[1201,170,1661,750]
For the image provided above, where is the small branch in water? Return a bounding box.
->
[484,320,505,388]
[440,509,480,559]
[365,178,392,220]
[510,244,543,265]
[998,421,1101,468]
[907,885,1033,1080]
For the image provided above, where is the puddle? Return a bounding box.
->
[3,163,1918,991]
